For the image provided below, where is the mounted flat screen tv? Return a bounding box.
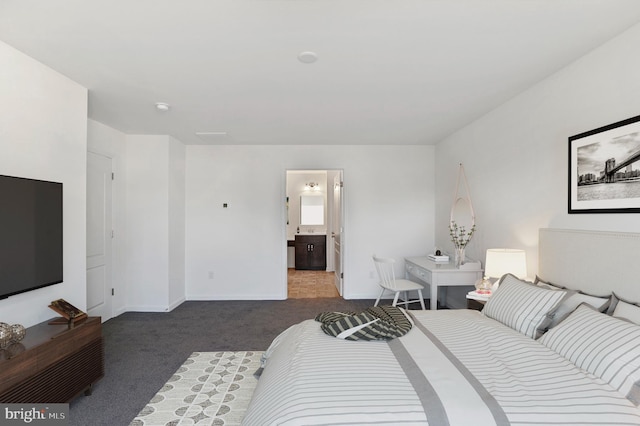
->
[0,175,63,300]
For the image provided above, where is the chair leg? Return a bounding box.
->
[418,289,426,310]
[392,291,400,307]
[374,288,385,307]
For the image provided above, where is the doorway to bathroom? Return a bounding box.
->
[286,170,344,299]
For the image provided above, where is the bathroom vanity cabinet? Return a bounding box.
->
[295,235,326,270]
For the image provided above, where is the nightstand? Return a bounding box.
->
[466,298,486,311]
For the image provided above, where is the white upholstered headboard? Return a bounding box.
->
[538,228,640,302]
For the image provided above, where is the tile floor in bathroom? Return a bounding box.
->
[287,269,340,298]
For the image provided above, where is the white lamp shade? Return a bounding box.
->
[485,248,527,279]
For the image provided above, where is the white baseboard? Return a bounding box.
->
[168,297,186,312]
[113,306,127,317]
[124,304,174,312]
[186,293,287,301]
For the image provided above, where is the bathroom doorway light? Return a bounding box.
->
[305,182,320,191]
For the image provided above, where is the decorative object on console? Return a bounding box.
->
[449,223,475,267]
[0,323,26,360]
[427,253,449,262]
[0,323,11,349]
[10,324,26,342]
[467,278,492,303]
[449,163,476,267]
[474,276,493,294]
[48,298,88,328]
[568,114,640,214]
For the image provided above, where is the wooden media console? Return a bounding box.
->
[0,316,104,403]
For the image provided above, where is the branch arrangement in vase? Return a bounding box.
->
[449,221,476,249]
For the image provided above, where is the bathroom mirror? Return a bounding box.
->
[300,195,324,225]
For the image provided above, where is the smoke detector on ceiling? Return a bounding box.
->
[155,102,171,112]
[297,51,318,64]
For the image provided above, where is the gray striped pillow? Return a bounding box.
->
[482,274,567,339]
[315,306,413,341]
[539,303,640,405]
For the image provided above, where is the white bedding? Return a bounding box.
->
[243,309,640,425]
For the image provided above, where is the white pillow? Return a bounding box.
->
[534,277,610,329]
[613,299,640,325]
[551,292,609,324]
[539,304,640,405]
[534,276,564,291]
[482,274,567,339]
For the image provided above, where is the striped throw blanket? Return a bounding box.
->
[315,305,413,340]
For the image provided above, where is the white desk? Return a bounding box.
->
[405,256,483,310]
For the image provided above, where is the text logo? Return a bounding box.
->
[1,404,68,425]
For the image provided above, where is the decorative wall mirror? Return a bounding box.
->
[300,195,324,225]
[451,197,474,231]
[449,164,475,266]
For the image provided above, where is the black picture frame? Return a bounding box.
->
[569,114,640,214]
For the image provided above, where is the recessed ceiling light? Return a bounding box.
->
[297,51,318,64]
[155,102,170,112]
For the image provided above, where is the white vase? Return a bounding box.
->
[455,247,466,268]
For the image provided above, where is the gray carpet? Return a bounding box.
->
[69,298,375,426]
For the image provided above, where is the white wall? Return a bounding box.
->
[168,136,186,310]
[435,23,640,284]
[87,119,128,316]
[0,41,88,327]
[125,135,170,310]
[124,135,186,311]
[185,145,435,301]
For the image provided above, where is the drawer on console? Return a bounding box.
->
[406,264,431,283]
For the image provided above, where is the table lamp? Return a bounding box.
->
[475,248,527,294]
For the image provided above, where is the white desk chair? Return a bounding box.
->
[373,256,426,310]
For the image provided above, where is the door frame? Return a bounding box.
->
[284,169,345,298]
[86,151,113,322]
[330,170,344,295]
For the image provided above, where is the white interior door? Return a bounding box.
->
[87,152,113,322]
[332,172,344,296]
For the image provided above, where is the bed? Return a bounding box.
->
[243,229,640,425]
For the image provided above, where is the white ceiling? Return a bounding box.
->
[2,0,640,145]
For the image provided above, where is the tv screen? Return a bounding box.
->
[0,175,63,300]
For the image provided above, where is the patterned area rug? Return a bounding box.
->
[131,351,262,426]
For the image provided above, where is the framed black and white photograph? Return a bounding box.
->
[569,114,640,214]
